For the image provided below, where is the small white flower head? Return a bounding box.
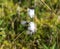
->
[27,8,35,18]
[21,21,27,26]
[27,22,37,34]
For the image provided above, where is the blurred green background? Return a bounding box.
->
[0,0,60,49]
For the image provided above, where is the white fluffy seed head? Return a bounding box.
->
[27,22,37,34]
[27,8,35,18]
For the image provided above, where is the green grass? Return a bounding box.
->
[0,0,60,49]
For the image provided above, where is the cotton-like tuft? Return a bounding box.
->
[27,8,35,18]
[27,22,37,34]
